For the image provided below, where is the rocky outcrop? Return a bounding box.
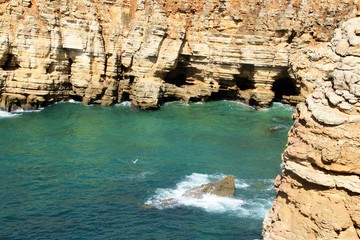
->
[263,17,360,240]
[0,0,359,110]
[182,175,235,198]
[143,175,235,208]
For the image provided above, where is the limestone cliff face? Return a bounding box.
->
[1,1,360,239]
[0,0,358,110]
[263,17,360,239]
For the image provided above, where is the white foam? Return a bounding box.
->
[145,173,274,218]
[14,108,43,113]
[0,110,19,118]
[67,99,80,104]
[235,179,250,189]
[116,101,132,107]
[242,198,274,219]
[272,102,295,111]
[55,99,82,105]
[0,106,46,118]
[224,100,254,109]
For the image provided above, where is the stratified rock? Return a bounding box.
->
[263,17,360,240]
[130,77,164,110]
[0,1,359,237]
[0,0,358,110]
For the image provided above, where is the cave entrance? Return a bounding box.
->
[46,62,56,74]
[209,63,257,102]
[1,54,20,70]
[164,54,203,87]
[271,76,298,102]
[235,76,256,91]
[165,72,187,87]
[235,64,256,91]
[164,60,200,87]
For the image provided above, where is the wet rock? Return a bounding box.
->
[182,175,235,198]
[143,175,235,209]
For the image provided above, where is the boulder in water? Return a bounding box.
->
[143,175,235,209]
[182,175,235,198]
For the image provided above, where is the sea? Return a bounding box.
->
[0,100,294,240]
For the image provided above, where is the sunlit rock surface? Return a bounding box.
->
[0,0,358,110]
[1,2,360,238]
[263,17,360,240]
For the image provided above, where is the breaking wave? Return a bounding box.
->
[271,102,295,112]
[145,173,274,219]
[0,110,19,118]
[117,101,132,107]
[55,99,82,105]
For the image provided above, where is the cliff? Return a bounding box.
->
[1,1,360,238]
[263,17,360,239]
[0,0,358,110]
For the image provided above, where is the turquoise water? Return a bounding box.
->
[0,101,293,240]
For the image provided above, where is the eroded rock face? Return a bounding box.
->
[0,0,359,110]
[263,17,360,240]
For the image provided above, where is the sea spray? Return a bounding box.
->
[0,110,18,118]
[145,173,274,218]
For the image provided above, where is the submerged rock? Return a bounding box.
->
[143,198,177,209]
[267,126,285,132]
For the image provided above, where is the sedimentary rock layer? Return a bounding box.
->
[1,1,360,239]
[0,0,359,110]
[263,17,360,239]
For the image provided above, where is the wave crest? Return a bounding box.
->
[145,173,274,218]
[0,111,20,118]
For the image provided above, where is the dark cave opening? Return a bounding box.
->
[208,91,232,101]
[46,62,56,74]
[2,54,21,70]
[271,77,298,102]
[235,63,256,91]
[164,57,201,87]
[165,72,187,87]
[129,75,135,84]
[120,92,130,102]
[235,76,256,91]
[70,95,83,102]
